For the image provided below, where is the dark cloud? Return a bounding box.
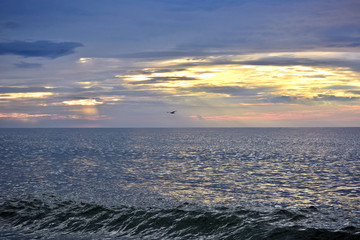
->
[306,75,328,78]
[49,86,171,102]
[0,86,99,94]
[118,50,228,59]
[128,76,199,84]
[168,57,322,68]
[191,56,360,72]
[156,55,359,72]
[14,61,42,69]
[186,85,274,96]
[128,68,187,75]
[348,90,360,95]
[268,94,360,104]
[0,40,83,59]
[0,87,50,93]
[315,94,359,102]
[239,57,326,67]
[266,93,360,104]
[322,85,359,90]
[268,95,298,103]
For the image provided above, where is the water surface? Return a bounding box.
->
[1,128,359,239]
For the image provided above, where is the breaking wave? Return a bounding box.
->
[1,195,359,240]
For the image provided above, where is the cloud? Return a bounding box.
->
[348,90,360,95]
[118,50,222,59]
[128,68,187,75]
[202,56,360,72]
[236,56,360,69]
[186,85,274,96]
[322,85,359,90]
[128,76,199,84]
[239,57,319,66]
[0,112,109,121]
[268,96,298,103]
[0,87,50,93]
[162,56,332,69]
[0,40,83,59]
[306,75,328,78]
[14,61,42,69]
[315,94,359,102]
[267,94,360,104]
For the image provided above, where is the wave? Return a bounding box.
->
[1,195,359,240]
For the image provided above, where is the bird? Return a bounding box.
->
[167,110,176,114]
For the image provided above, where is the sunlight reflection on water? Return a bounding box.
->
[1,128,359,211]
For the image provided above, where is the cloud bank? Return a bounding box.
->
[0,41,83,59]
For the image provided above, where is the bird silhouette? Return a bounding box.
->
[167,110,176,114]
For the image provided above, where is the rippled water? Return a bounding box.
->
[1,128,360,239]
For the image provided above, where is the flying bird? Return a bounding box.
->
[167,110,176,114]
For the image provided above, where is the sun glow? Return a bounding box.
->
[122,60,360,100]
[78,58,92,63]
[62,99,104,106]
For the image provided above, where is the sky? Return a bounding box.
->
[0,0,360,127]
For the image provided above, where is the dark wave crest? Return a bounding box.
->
[1,195,359,240]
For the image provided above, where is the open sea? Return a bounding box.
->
[0,128,359,239]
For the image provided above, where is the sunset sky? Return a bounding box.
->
[1,0,360,127]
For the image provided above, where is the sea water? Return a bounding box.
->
[0,128,359,239]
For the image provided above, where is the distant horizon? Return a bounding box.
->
[2,126,360,129]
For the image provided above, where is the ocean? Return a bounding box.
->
[0,128,359,239]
